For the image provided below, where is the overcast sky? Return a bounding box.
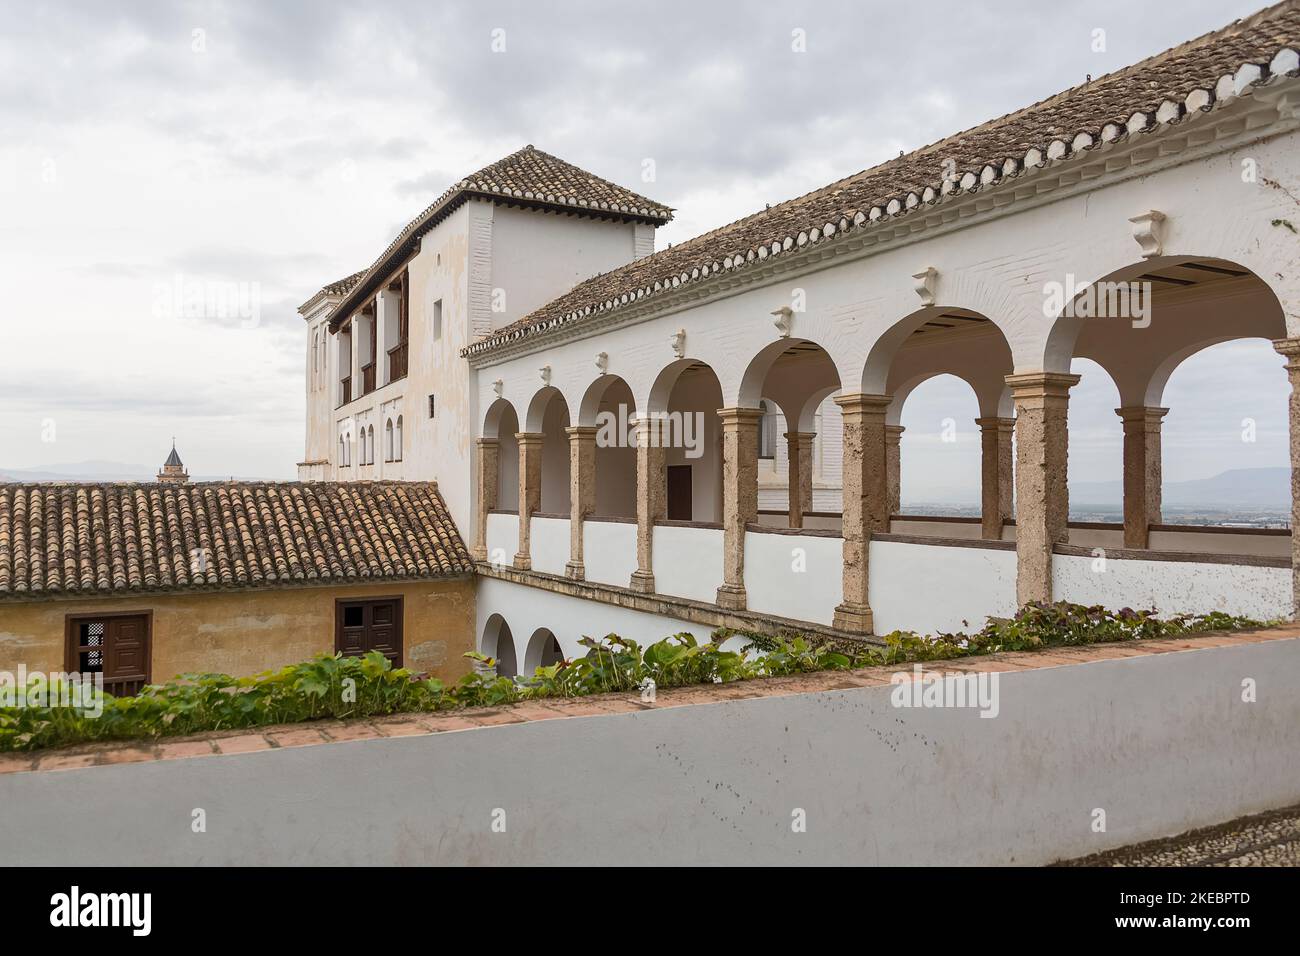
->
[0,0,1287,496]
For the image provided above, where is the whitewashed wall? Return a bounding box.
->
[477,576,713,661]
[486,512,519,566]
[651,525,725,604]
[529,516,571,576]
[1053,552,1290,620]
[582,519,638,589]
[869,540,1018,635]
[744,531,843,626]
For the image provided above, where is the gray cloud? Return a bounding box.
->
[4,0,1283,481]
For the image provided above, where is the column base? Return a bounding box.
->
[715,584,747,610]
[1122,527,1150,550]
[564,561,585,580]
[628,569,656,593]
[512,553,532,571]
[470,546,488,562]
[833,602,874,635]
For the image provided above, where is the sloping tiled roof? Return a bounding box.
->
[0,481,473,600]
[298,270,366,314]
[326,145,673,329]
[463,1,1300,358]
[163,445,183,468]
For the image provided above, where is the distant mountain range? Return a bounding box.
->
[1070,467,1290,509]
[0,461,263,483]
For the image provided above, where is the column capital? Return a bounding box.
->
[1114,406,1169,424]
[885,424,905,440]
[1004,372,1081,398]
[717,406,765,424]
[834,392,892,416]
[564,425,600,438]
[1272,337,1300,361]
[515,431,546,444]
[476,436,499,447]
[975,416,1015,429]
[783,430,817,440]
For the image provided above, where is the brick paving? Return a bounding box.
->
[1062,803,1300,867]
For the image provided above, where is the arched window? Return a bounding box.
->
[367,425,375,465]
[385,419,394,462]
[311,332,318,389]
[395,415,403,461]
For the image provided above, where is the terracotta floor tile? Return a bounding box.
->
[34,752,99,772]
[321,722,387,742]
[264,729,327,749]
[96,745,160,765]
[213,734,274,754]
[156,739,218,760]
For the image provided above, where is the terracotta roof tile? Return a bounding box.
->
[463,1,1300,357]
[326,145,673,329]
[0,481,473,600]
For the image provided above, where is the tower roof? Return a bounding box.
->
[321,144,673,327]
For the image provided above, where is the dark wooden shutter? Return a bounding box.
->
[335,598,403,667]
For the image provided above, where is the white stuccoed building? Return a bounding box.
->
[301,2,1300,671]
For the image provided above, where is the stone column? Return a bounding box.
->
[832,394,891,634]
[629,416,665,593]
[565,425,598,579]
[472,437,499,562]
[1006,373,1079,607]
[716,407,763,609]
[784,430,816,529]
[513,432,544,570]
[1115,406,1168,549]
[885,425,904,519]
[976,417,1014,541]
[1273,338,1300,618]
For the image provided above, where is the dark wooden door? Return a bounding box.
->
[336,598,403,667]
[667,465,693,520]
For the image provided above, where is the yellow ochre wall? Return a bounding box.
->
[0,577,475,684]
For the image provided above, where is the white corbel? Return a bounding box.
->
[1128,210,1167,259]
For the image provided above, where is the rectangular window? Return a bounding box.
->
[65,613,152,697]
[335,598,403,668]
[428,393,436,418]
[432,299,443,341]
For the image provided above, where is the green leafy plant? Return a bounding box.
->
[0,604,1266,753]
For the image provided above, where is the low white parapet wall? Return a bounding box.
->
[653,524,724,604]
[744,529,843,626]
[581,518,638,589]
[485,511,519,566]
[869,537,1018,635]
[5,633,1297,865]
[1052,548,1291,620]
[528,516,571,576]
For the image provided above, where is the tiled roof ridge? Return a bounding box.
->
[0,480,473,600]
[298,269,366,314]
[317,144,674,325]
[462,0,1300,357]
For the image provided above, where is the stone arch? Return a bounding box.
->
[523,386,572,514]
[480,613,518,678]
[645,358,724,523]
[523,627,564,672]
[1043,256,1286,377]
[482,398,520,501]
